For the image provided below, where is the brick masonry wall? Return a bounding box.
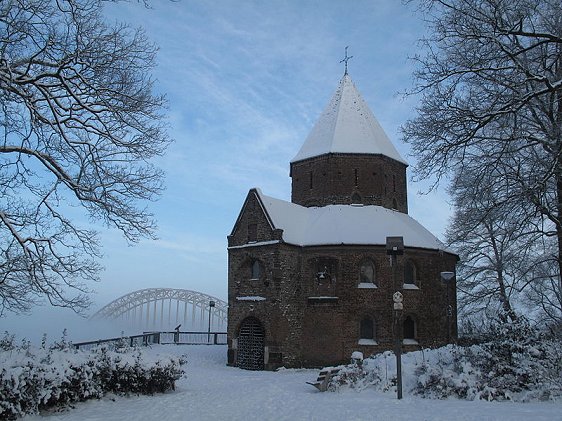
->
[290,154,408,212]
[228,243,305,369]
[297,245,458,366]
[228,213,458,368]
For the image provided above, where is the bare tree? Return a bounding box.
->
[446,163,541,322]
[0,0,170,315]
[403,0,562,303]
[523,241,562,325]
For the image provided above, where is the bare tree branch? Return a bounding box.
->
[0,0,170,315]
[404,0,562,323]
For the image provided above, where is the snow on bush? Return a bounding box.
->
[0,332,186,420]
[329,320,562,402]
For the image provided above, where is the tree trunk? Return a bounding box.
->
[556,47,562,299]
[556,171,562,293]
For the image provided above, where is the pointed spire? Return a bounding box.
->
[291,74,407,165]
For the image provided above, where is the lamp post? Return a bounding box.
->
[208,300,215,344]
[440,271,455,343]
[386,236,404,400]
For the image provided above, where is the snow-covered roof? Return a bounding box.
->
[255,189,449,252]
[291,74,407,165]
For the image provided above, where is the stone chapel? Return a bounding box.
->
[227,73,458,370]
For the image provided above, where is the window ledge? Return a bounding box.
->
[403,339,419,345]
[236,296,266,301]
[402,284,419,290]
[307,296,339,306]
[358,339,378,345]
[358,283,377,289]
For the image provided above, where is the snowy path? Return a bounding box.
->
[24,345,560,421]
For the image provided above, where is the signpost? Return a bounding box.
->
[386,236,404,400]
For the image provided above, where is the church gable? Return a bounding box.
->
[227,188,282,248]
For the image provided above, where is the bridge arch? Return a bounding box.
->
[92,288,227,331]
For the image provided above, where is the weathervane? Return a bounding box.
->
[340,46,353,75]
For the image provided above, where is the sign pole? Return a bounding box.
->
[387,236,404,400]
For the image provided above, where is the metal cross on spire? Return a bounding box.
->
[340,46,353,75]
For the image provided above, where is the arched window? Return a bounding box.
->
[392,198,398,210]
[358,260,376,287]
[403,316,415,339]
[404,260,417,286]
[251,260,261,280]
[359,317,376,344]
[403,315,417,344]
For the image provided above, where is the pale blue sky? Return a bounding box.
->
[4,0,453,341]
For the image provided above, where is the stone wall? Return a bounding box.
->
[227,242,304,369]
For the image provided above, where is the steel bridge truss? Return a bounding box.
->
[92,288,227,331]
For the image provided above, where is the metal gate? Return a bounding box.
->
[237,317,265,370]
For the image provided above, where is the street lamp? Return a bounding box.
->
[440,271,455,343]
[208,300,215,344]
[386,236,404,400]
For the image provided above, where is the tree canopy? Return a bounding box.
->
[404,0,562,323]
[0,0,170,315]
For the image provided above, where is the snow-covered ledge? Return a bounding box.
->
[358,282,377,289]
[402,338,419,345]
[228,240,280,250]
[358,339,377,345]
[402,283,419,290]
[236,296,266,301]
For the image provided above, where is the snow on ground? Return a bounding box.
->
[23,345,560,421]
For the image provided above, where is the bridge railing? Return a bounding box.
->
[73,331,227,351]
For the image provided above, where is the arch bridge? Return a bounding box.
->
[92,288,227,332]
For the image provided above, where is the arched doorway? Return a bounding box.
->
[237,317,265,370]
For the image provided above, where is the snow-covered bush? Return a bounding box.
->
[0,332,186,420]
[330,354,386,392]
[328,320,562,402]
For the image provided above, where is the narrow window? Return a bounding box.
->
[251,260,261,280]
[360,317,374,340]
[248,224,257,242]
[392,198,398,210]
[403,316,416,340]
[354,168,358,187]
[384,174,388,196]
[359,261,375,285]
[351,192,361,203]
[309,171,313,189]
[393,174,396,192]
[404,260,416,285]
